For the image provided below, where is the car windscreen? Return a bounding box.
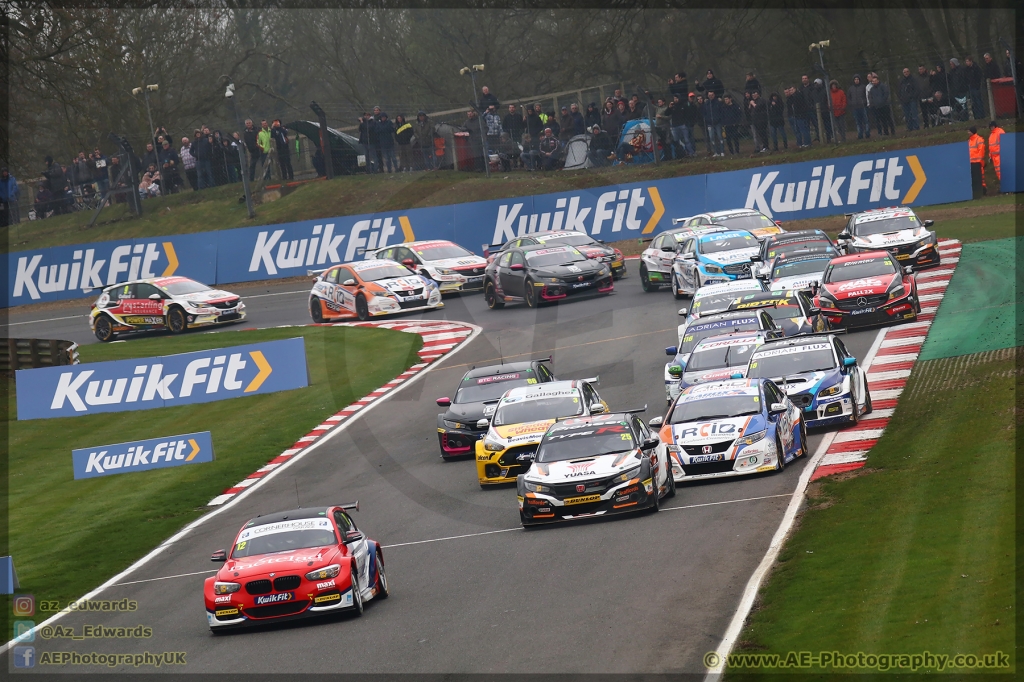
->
[714,214,776,232]
[360,264,416,281]
[492,394,582,425]
[700,235,757,254]
[762,302,804,320]
[692,292,743,316]
[824,257,895,282]
[232,519,338,559]
[414,243,474,260]
[455,373,534,404]
[669,395,761,424]
[524,247,588,267]
[680,318,759,355]
[536,233,595,247]
[160,280,210,295]
[853,215,920,236]
[686,340,760,372]
[747,344,836,379]
[536,423,635,462]
[772,258,830,279]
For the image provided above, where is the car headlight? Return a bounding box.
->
[483,436,505,452]
[703,264,723,274]
[818,383,842,397]
[547,277,561,283]
[888,284,906,300]
[305,564,341,581]
[213,581,241,595]
[436,267,454,275]
[599,267,609,275]
[665,444,680,455]
[736,429,767,446]
[617,464,642,482]
[442,419,463,429]
[523,480,549,493]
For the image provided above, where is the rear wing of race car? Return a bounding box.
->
[622,405,648,414]
[307,266,330,278]
[336,502,359,512]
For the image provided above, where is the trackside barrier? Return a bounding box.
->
[1,339,79,371]
[6,140,979,309]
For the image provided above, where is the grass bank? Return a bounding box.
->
[5,325,422,609]
[3,124,987,254]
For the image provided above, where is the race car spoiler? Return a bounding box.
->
[622,404,648,414]
[337,501,360,512]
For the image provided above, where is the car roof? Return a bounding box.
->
[246,508,332,527]
[692,330,764,348]
[101,276,198,292]
[349,257,404,271]
[772,252,834,265]
[698,229,755,242]
[686,310,765,325]
[765,230,830,244]
[706,209,764,218]
[734,291,799,303]
[463,361,537,379]
[552,412,636,427]
[694,280,764,297]
[849,206,918,218]
[828,251,892,264]
[680,378,759,396]
[503,380,581,399]
[755,334,836,351]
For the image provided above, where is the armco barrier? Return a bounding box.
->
[1,338,79,371]
[5,141,972,308]
[16,336,308,420]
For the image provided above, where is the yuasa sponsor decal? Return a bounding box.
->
[563,461,596,478]
[253,592,294,606]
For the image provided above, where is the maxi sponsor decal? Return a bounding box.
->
[72,431,215,479]
[4,142,970,308]
[15,337,308,420]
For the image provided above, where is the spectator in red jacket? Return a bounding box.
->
[829,80,847,142]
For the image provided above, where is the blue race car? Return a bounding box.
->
[671,230,761,297]
[649,378,807,482]
[671,330,771,395]
[744,334,872,429]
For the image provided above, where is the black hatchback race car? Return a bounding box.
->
[728,290,831,336]
[483,243,614,309]
[435,359,556,458]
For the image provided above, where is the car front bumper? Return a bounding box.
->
[517,478,656,523]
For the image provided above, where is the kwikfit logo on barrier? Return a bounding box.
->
[16,337,308,420]
[745,156,926,219]
[72,431,215,479]
[248,217,409,276]
[13,242,177,301]
[491,188,663,245]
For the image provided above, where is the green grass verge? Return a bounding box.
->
[5,325,421,610]
[726,351,1016,677]
[3,124,987,254]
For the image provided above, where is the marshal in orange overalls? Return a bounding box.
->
[968,130,987,197]
[988,125,1005,181]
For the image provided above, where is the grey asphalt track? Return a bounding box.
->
[5,277,879,674]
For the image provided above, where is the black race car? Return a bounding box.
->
[752,230,838,273]
[483,243,614,309]
[728,289,831,336]
[435,359,556,459]
[486,230,626,279]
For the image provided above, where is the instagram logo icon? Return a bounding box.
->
[13,595,35,617]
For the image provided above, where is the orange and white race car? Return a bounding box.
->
[89,276,246,342]
[308,259,443,322]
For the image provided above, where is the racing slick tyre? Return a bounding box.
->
[309,296,324,323]
[485,281,504,309]
[850,387,861,425]
[799,417,808,457]
[355,294,370,321]
[524,280,539,308]
[94,315,116,342]
[862,384,873,416]
[666,469,677,498]
[374,548,389,600]
[648,484,661,513]
[640,264,656,292]
[672,273,686,300]
[167,306,187,334]
[774,436,786,472]
[350,567,364,616]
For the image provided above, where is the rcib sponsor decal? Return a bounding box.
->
[254,592,293,605]
[677,422,739,439]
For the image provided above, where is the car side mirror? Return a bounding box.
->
[342,278,357,286]
[590,403,606,414]
[775,220,783,226]
[750,255,762,262]
[641,436,660,450]
[148,293,161,300]
[661,245,675,252]
[510,263,524,271]
[837,231,851,241]
[476,418,490,429]
[436,397,451,407]
[681,252,695,260]
[923,219,934,227]
[903,266,913,275]
[402,258,416,268]
[769,402,787,414]
[843,357,857,367]
[677,308,688,316]
[808,306,821,314]
[343,530,364,544]
[211,549,227,563]
[668,365,683,378]
[648,416,664,428]
[665,346,678,356]
[595,239,605,244]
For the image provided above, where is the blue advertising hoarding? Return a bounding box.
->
[999,131,1020,193]
[16,337,308,420]
[4,141,974,308]
[72,431,215,479]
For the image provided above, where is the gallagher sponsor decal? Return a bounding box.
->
[16,337,308,420]
[72,431,214,479]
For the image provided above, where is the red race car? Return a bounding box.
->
[204,504,387,631]
[812,251,920,329]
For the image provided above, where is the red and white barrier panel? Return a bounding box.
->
[810,238,961,480]
[207,319,476,506]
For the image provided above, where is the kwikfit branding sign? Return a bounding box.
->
[16,337,308,420]
[72,431,214,479]
[5,142,968,308]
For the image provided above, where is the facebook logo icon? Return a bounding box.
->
[13,645,35,668]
